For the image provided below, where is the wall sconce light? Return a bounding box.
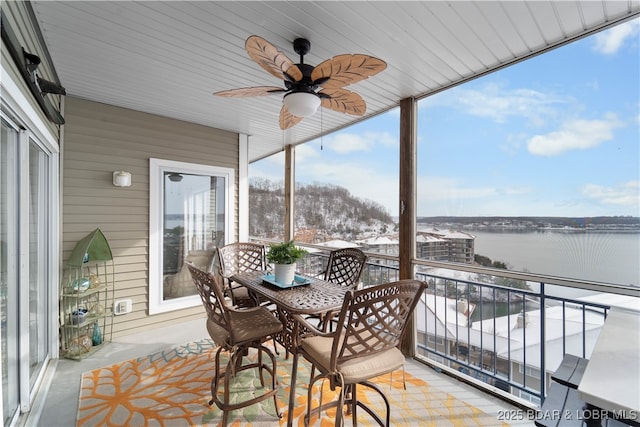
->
[167,173,183,182]
[113,171,132,187]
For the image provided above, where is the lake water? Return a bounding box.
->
[469,230,639,292]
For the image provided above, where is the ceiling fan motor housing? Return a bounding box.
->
[286,63,316,88]
[293,38,311,56]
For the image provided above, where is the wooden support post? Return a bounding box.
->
[399,97,416,280]
[399,97,417,355]
[284,144,295,242]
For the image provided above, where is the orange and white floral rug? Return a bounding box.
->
[77,339,505,426]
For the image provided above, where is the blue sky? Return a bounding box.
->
[250,18,639,218]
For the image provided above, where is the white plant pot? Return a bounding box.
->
[274,263,296,285]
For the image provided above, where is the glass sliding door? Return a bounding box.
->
[27,141,49,388]
[1,119,20,426]
[1,117,57,425]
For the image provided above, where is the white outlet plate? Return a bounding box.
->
[113,299,132,315]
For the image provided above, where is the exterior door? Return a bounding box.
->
[1,116,58,426]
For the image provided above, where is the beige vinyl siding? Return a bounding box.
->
[1,1,62,139]
[63,96,238,338]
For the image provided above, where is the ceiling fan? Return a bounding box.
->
[214,36,387,130]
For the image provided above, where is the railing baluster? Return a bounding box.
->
[540,282,546,402]
[492,287,497,377]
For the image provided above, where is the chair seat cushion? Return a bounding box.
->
[207,318,230,346]
[230,285,253,304]
[300,335,405,383]
[230,284,270,309]
[207,307,282,347]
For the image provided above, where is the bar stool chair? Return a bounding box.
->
[188,264,283,426]
[323,247,367,286]
[216,242,266,308]
[315,247,367,331]
[293,279,427,426]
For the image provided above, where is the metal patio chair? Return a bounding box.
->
[188,264,283,426]
[314,247,367,331]
[292,279,427,426]
[323,247,367,287]
[216,242,266,308]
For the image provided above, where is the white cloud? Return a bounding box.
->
[415,177,536,216]
[372,131,397,148]
[527,113,622,156]
[419,177,496,200]
[418,177,533,200]
[294,142,320,163]
[498,186,533,196]
[593,19,640,55]
[324,133,373,153]
[582,181,640,207]
[322,131,397,154]
[501,133,525,155]
[425,82,569,126]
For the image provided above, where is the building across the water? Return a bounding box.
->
[356,228,475,264]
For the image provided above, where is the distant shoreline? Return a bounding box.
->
[459,226,638,233]
[413,216,640,233]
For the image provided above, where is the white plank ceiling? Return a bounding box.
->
[31,1,639,162]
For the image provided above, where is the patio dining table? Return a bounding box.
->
[230,270,349,427]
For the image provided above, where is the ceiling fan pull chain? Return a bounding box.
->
[320,107,324,151]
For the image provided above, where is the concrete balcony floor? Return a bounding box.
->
[33,319,534,426]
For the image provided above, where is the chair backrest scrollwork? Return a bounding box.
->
[332,279,427,366]
[324,247,367,288]
[187,264,231,340]
[217,242,266,279]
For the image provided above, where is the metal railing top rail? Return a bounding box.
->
[413,258,640,297]
[252,237,639,297]
[251,238,400,263]
[416,270,616,314]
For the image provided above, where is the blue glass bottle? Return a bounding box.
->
[92,321,102,346]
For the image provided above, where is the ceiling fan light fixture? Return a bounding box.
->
[283,91,321,117]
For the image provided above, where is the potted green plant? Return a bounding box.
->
[266,241,308,285]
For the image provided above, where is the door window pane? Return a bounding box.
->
[28,141,49,387]
[162,172,225,300]
[149,159,234,314]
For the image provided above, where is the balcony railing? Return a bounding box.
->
[411,271,615,406]
[287,242,640,409]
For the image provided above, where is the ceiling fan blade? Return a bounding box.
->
[213,86,286,97]
[319,88,366,116]
[279,105,304,130]
[311,54,387,89]
[245,35,303,82]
